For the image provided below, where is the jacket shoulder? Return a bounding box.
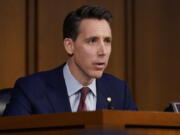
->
[100,73,127,86]
[16,65,63,85]
[13,65,64,96]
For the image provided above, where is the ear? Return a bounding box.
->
[63,38,74,55]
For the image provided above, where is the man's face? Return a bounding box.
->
[67,19,112,81]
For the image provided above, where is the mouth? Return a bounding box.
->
[94,62,106,70]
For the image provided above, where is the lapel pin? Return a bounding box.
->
[107,97,114,110]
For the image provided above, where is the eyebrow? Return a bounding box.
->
[104,37,112,41]
[85,36,112,40]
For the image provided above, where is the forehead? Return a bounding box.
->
[78,19,112,37]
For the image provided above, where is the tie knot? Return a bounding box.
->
[80,87,90,97]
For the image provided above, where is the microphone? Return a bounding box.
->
[107,97,114,110]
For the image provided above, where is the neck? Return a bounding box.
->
[67,60,94,86]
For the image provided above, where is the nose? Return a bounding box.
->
[97,40,108,56]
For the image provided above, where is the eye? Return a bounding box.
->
[104,37,112,44]
[91,37,97,43]
[86,37,98,44]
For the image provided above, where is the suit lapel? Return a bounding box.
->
[96,77,109,110]
[45,65,72,113]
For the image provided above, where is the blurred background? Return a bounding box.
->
[0,0,179,111]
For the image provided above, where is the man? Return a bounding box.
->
[4,5,137,116]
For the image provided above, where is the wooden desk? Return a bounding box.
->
[0,110,180,135]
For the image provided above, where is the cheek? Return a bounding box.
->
[108,50,111,57]
[78,47,96,58]
[74,49,92,64]
[108,46,112,55]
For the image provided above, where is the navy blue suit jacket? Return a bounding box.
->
[4,65,137,116]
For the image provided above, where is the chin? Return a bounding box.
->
[90,71,104,78]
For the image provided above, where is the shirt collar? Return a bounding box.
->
[63,63,96,97]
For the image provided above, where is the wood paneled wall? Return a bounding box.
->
[0,0,179,111]
[134,0,180,110]
[0,0,26,89]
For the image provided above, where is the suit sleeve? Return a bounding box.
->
[3,79,32,116]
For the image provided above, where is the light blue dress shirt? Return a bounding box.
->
[63,63,97,112]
